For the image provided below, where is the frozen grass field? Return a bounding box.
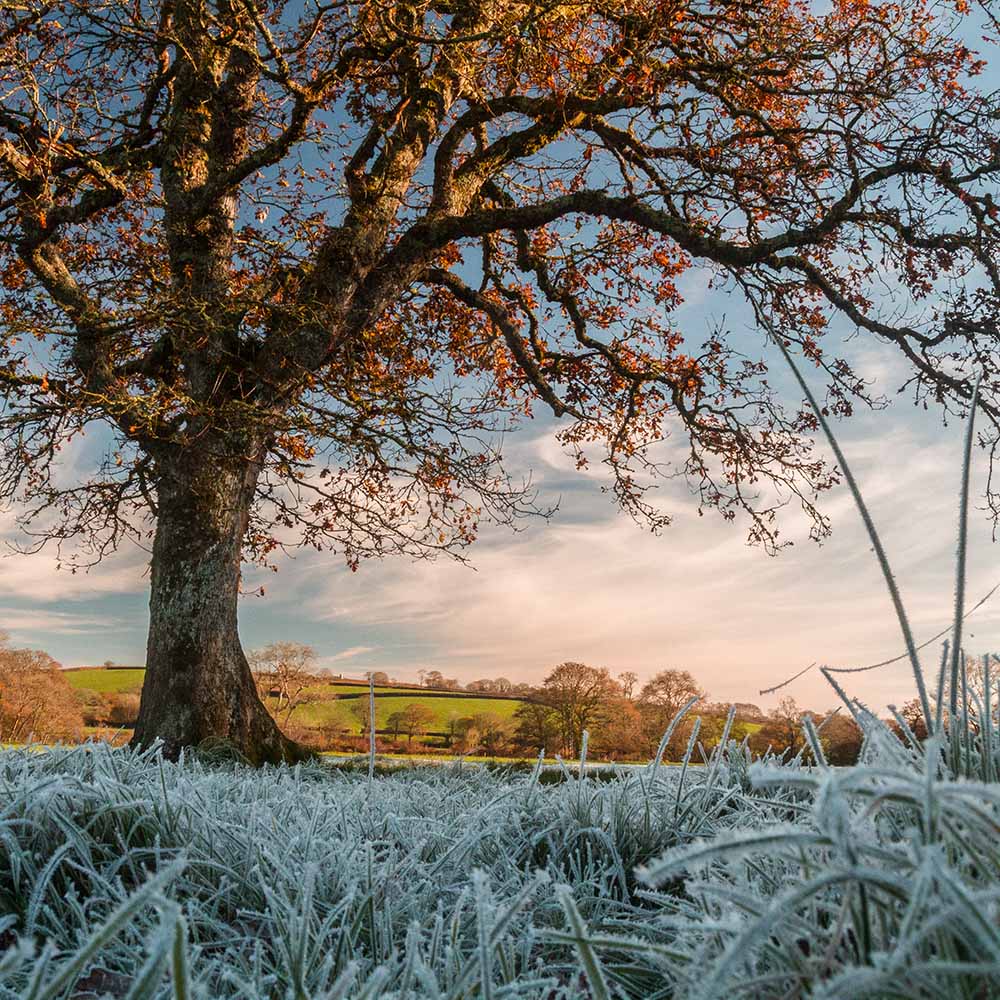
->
[0,713,999,1000]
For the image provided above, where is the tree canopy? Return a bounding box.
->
[2,0,994,559]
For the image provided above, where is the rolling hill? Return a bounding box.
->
[65,667,526,746]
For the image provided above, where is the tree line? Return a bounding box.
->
[508,663,864,765]
[0,632,861,763]
[6,631,987,765]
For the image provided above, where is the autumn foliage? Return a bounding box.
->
[0,631,82,744]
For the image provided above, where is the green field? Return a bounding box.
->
[65,668,524,739]
[65,668,146,693]
[288,693,523,734]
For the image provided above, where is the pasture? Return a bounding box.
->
[65,668,526,747]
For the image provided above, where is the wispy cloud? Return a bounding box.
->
[0,606,118,637]
[325,646,376,663]
[0,512,148,602]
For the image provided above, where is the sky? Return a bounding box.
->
[1,5,998,716]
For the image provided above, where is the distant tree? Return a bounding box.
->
[76,690,113,727]
[422,670,461,690]
[397,703,436,746]
[468,712,511,755]
[821,714,863,766]
[639,669,705,719]
[933,654,999,728]
[351,697,374,735]
[249,642,317,724]
[696,714,755,756]
[317,717,351,749]
[107,693,141,727]
[370,672,390,686]
[492,678,513,695]
[103,659,116,668]
[0,635,83,743]
[539,662,618,758]
[465,679,493,693]
[592,696,644,761]
[386,712,405,742]
[703,701,765,723]
[444,711,465,749]
[749,697,807,759]
[888,698,929,744]
[618,672,639,702]
[513,698,560,754]
[638,669,706,753]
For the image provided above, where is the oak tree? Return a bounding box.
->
[0,0,994,761]
[638,666,705,754]
[638,667,704,718]
[396,701,435,745]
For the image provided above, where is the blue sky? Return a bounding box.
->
[1,4,998,715]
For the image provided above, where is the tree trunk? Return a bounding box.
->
[131,445,308,765]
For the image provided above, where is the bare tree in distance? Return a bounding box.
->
[618,671,639,702]
[249,642,317,725]
[639,669,705,722]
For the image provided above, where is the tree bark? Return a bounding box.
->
[130,443,309,765]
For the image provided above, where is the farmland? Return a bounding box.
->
[289,691,523,734]
[65,667,526,747]
[64,667,146,694]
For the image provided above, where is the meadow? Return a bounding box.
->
[64,669,146,695]
[289,693,523,737]
[0,702,997,1000]
[65,669,525,747]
